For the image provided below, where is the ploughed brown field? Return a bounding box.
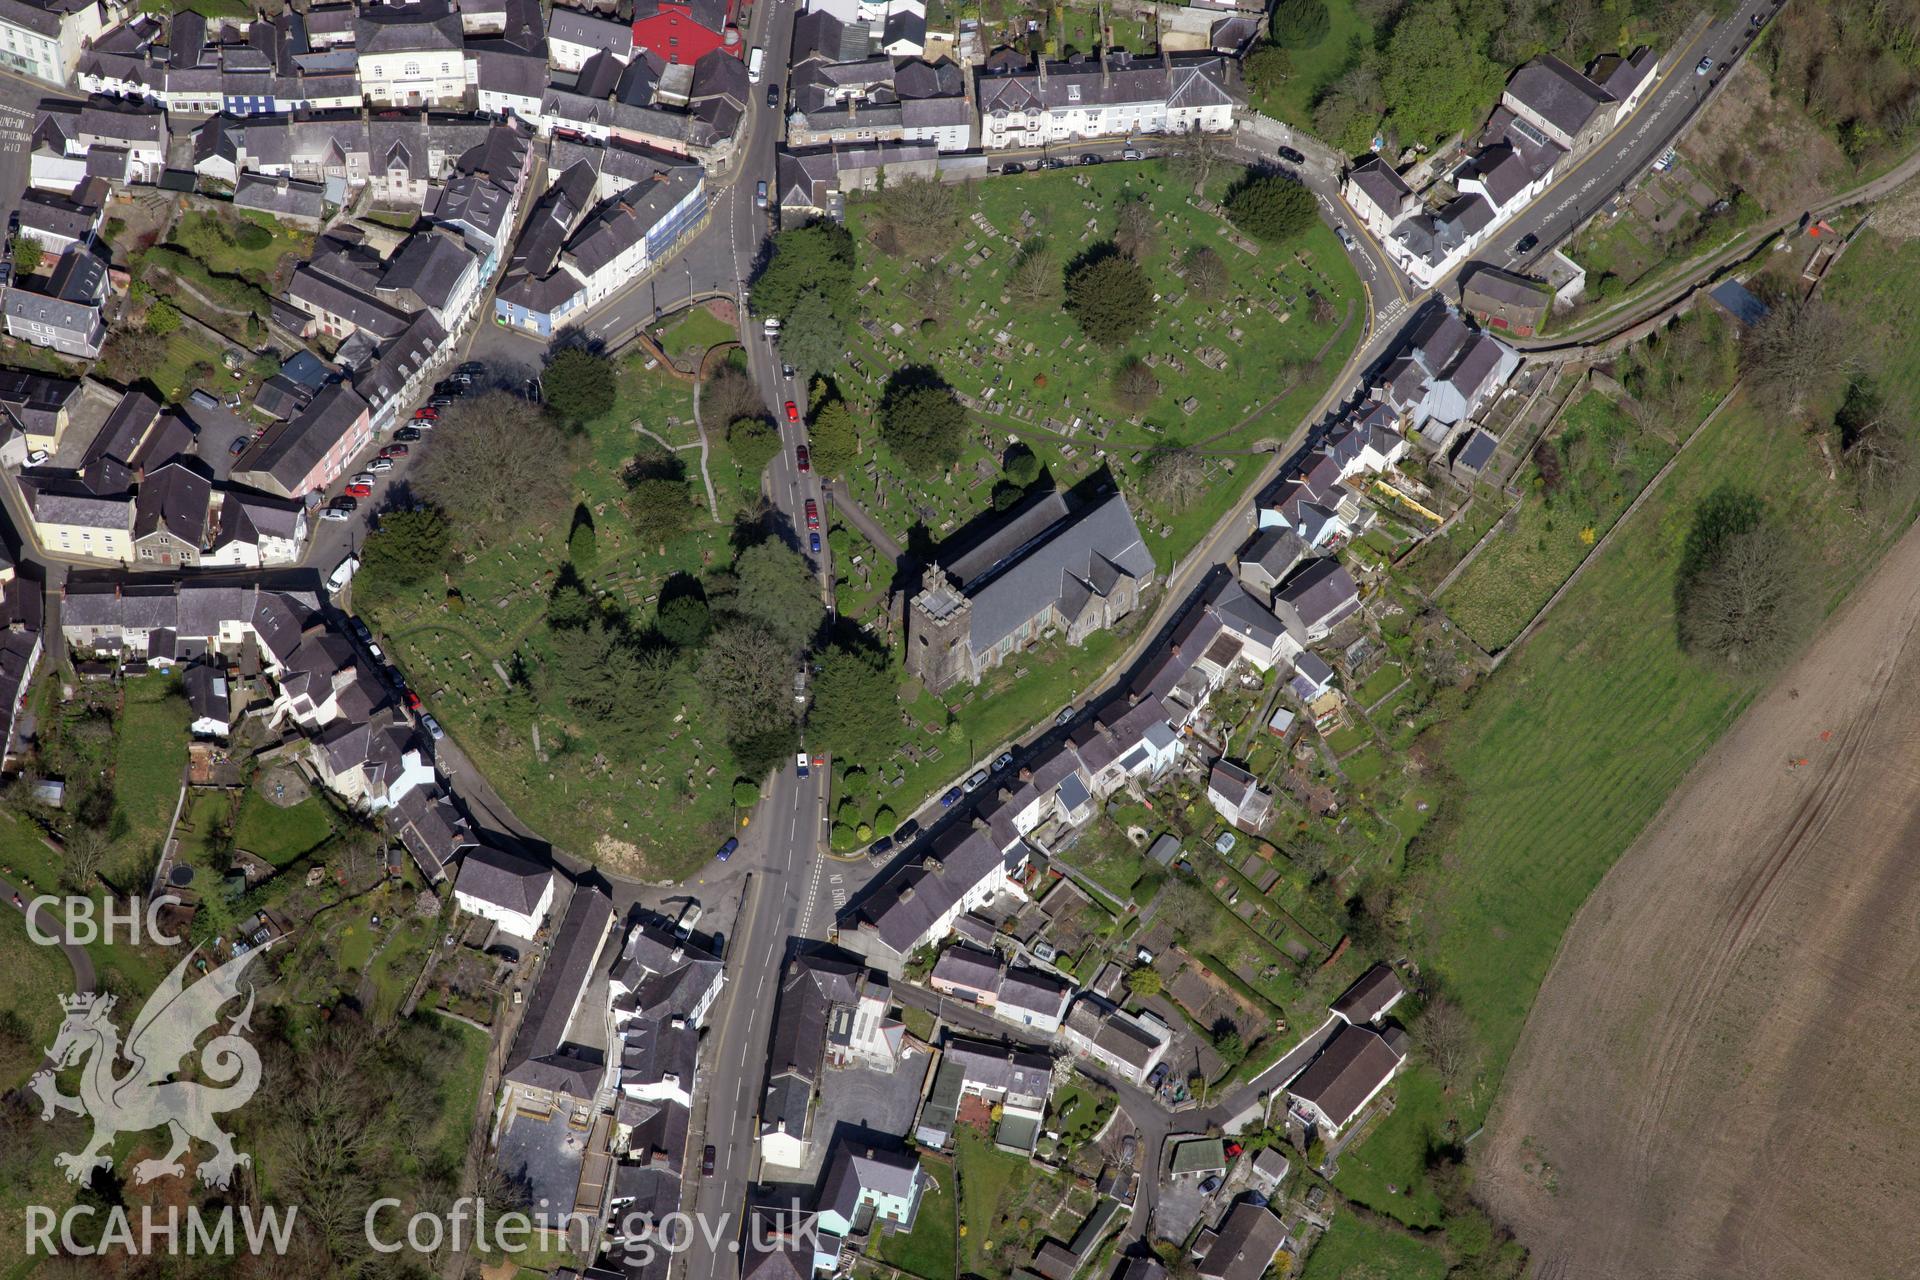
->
[1477,515,1920,1280]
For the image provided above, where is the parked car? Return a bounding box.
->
[785,400,799,422]
[868,834,894,857]
[381,444,409,457]
[370,456,395,472]
[352,471,377,486]
[429,396,454,409]
[1696,55,1713,74]
[343,482,372,499]
[1055,705,1075,726]
[404,690,422,711]
[1039,158,1065,170]
[457,361,486,375]
[796,752,810,778]
[782,363,795,378]
[1121,147,1143,160]
[940,787,962,807]
[1079,153,1102,165]
[1120,1134,1137,1164]
[715,838,737,862]
[414,406,438,421]
[805,498,819,530]
[1335,224,1356,250]
[1000,161,1025,175]
[394,427,423,442]
[18,448,46,468]
[993,751,1014,772]
[1277,144,1306,164]
[703,1145,717,1175]
[320,505,352,522]
[1199,1176,1222,1195]
[809,530,821,554]
[227,437,249,457]
[755,180,768,209]
[421,713,444,740]
[1513,232,1539,254]
[330,495,358,513]
[963,768,989,792]
[366,639,385,662]
[894,818,920,843]
[1147,1063,1169,1090]
[350,617,372,641]
[767,83,779,108]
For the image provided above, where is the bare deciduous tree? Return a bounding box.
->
[1678,523,1815,672]
[1111,358,1161,413]
[1418,996,1479,1092]
[874,175,965,257]
[1740,295,1850,425]
[60,825,109,891]
[1139,448,1208,513]
[1007,240,1058,305]
[1165,129,1238,195]
[415,392,581,536]
[1114,198,1158,264]
[1183,245,1228,299]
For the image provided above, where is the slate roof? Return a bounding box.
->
[820,1144,923,1225]
[942,1036,1053,1099]
[388,783,474,880]
[21,476,129,530]
[1346,155,1411,212]
[233,381,369,493]
[234,172,326,218]
[355,0,465,53]
[1505,53,1613,138]
[1330,962,1404,1025]
[852,824,1021,955]
[1197,1202,1289,1280]
[962,491,1153,654]
[1273,556,1358,632]
[1286,1022,1404,1130]
[455,844,555,917]
[504,885,615,1076]
[132,461,210,545]
[931,943,1000,993]
[18,188,99,243]
[1063,996,1162,1070]
[549,3,631,48]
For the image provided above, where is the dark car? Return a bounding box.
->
[1000,161,1025,175]
[868,834,895,857]
[703,1145,716,1175]
[1079,153,1103,165]
[394,426,423,442]
[228,436,249,456]
[809,531,821,554]
[940,787,962,807]
[1513,232,1539,255]
[1277,145,1306,164]
[894,818,920,843]
[715,838,738,862]
[767,83,779,108]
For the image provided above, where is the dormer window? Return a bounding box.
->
[1066,85,1079,101]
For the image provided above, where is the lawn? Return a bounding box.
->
[366,356,748,878]
[1331,1067,1448,1228]
[952,1129,1075,1277]
[1442,390,1681,650]
[1424,230,1920,1104]
[231,790,336,866]
[1353,662,1405,707]
[1245,0,1374,132]
[427,1016,491,1173]
[110,675,191,882]
[1300,1213,1447,1280]
[1060,811,1153,902]
[839,160,1363,576]
[873,1155,957,1280]
[656,303,737,365]
[0,900,79,1085]
[147,323,234,403]
[170,208,312,287]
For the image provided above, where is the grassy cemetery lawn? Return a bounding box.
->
[837,162,1363,574]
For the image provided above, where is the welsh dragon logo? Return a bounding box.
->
[29,945,269,1189]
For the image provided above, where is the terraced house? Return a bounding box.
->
[976,49,1238,150]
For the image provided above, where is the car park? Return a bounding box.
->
[964,768,988,792]
[805,499,819,529]
[795,444,809,471]
[394,427,423,442]
[796,752,810,777]
[1277,145,1306,164]
[895,818,920,842]
[809,531,821,554]
[421,713,444,740]
[785,400,799,422]
[941,787,961,807]
[715,838,737,862]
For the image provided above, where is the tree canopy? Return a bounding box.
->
[807,637,902,761]
[752,221,856,320]
[544,347,617,427]
[726,539,824,653]
[807,394,859,478]
[359,508,451,600]
[879,373,967,474]
[1225,174,1317,244]
[416,392,581,535]
[1065,248,1155,348]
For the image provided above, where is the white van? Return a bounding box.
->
[327,554,360,594]
[747,47,765,83]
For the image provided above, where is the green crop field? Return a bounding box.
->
[1424,229,1920,1097]
[838,161,1363,574]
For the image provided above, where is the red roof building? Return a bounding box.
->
[632,0,738,65]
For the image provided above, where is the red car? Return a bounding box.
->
[414,406,438,420]
[804,499,819,530]
[795,445,810,472]
[405,690,422,711]
[784,400,799,423]
[343,482,373,498]
[381,444,409,457]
